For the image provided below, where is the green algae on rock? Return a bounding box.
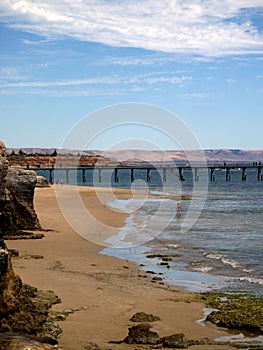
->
[202,292,263,335]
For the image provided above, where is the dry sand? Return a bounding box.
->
[6,186,237,350]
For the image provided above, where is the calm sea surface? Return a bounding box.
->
[38,167,263,293]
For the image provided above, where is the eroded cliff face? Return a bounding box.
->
[0,141,41,238]
[0,241,21,318]
[0,141,62,346]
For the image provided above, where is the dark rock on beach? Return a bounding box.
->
[130,312,161,322]
[124,323,160,344]
[161,333,188,348]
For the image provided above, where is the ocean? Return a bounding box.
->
[38,166,263,294]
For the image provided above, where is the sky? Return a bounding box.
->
[0,0,263,150]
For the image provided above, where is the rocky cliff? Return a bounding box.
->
[0,141,41,238]
[0,141,62,347]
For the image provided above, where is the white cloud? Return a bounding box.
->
[179,92,211,98]
[0,0,263,57]
[0,66,28,80]
[144,76,192,85]
[0,71,192,90]
[0,77,119,88]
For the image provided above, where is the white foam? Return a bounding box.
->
[205,253,222,260]
[193,266,213,273]
[221,257,242,269]
[238,276,263,285]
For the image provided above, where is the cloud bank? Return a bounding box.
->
[1,0,263,56]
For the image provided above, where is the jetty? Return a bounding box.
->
[18,163,263,184]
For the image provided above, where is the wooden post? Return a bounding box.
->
[178,167,185,181]
[163,168,166,182]
[66,169,69,183]
[131,168,134,182]
[210,168,215,181]
[49,169,53,185]
[242,167,247,181]
[258,166,262,181]
[82,169,86,183]
[194,168,199,181]
[146,168,151,182]
[226,168,231,181]
[114,168,119,182]
[98,168,102,183]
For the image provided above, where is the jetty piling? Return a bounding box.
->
[146,168,151,182]
[257,166,262,181]
[226,168,231,181]
[82,169,86,183]
[178,167,185,181]
[163,168,167,182]
[131,168,134,182]
[242,167,247,181]
[210,168,215,182]
[194,168,199,181]
[114,168,119,182]
[98,169,102,183]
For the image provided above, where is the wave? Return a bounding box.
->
[238,276,263,285]
[192,266,213,273]
[205,253,223,260]
[221,257,242,269]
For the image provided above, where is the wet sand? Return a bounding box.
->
[6,186,237,350]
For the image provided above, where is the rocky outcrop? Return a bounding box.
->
[124,323,160,345]
[0,334,62,349]
[0,240,21,317]
[130,312,161,322]
[0,141,62,346]
[0,239,62,344]
[36,176,50,188]
[0,141,41,238]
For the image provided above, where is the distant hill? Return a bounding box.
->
[7,148,263,164]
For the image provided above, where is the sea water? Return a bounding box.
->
[38,167,263,293]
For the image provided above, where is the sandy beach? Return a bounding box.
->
[6,186,237,350]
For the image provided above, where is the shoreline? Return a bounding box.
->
[5,186,248,349]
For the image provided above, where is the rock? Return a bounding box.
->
[0,142,61,345]
[162,333,188,348]
[0,278,62,342]
[0,241,21,316]
[124,323,160,344]
[130,312,161,322]
[8,249,19,257]
[152,276,163,281]
[6,168,41,232]
[0,333,62,349]
[204,292,263,335]
[36,176,50,188]
[0,141,41,238]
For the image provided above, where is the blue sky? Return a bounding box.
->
[0,1,263,150]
